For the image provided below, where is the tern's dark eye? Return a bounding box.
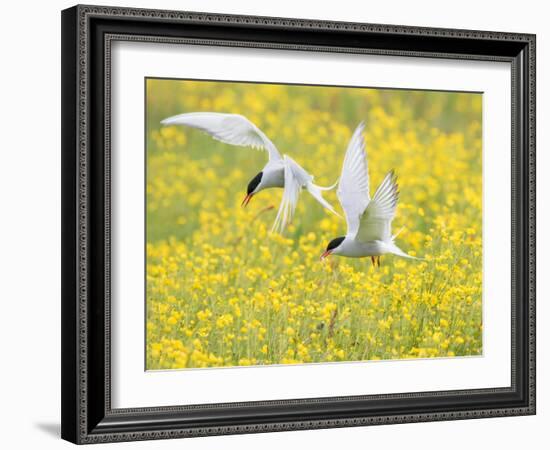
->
[247,172,263,195]
[326,236,345,251]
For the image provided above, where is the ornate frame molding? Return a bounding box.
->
[61,4,536,444]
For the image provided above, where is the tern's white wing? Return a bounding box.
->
[356,171,399,243]
[271,156,340,233]
[336,122,370,237]
[161,112,282,161]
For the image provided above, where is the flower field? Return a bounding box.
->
[145,79,483,370]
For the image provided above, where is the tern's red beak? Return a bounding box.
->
[320,250,332,260]
[241,193,253,207]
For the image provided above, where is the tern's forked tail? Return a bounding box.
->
[307,182,341,218]
[314,178,339,191]
[385,241,422,260]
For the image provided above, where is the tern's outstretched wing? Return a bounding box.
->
[356,171,399,243]
[336,122,370,237]
[161,112,282,161]
[271,156,340,234]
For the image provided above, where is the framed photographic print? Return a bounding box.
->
[61,4,536,444]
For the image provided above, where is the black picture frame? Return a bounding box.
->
[61,4,536,444]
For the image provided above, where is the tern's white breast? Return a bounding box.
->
[339,238,389,257]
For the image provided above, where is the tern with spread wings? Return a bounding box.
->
[320,122,420,266]
[161,112,339,233]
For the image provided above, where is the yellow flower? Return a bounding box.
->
[215,314,234,328]
[166,316,178,326]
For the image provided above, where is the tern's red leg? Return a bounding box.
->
[377,256,381,267]
[371,256,375,267]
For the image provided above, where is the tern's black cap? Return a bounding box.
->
[326,236,345,251]
[247,172,263,195]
